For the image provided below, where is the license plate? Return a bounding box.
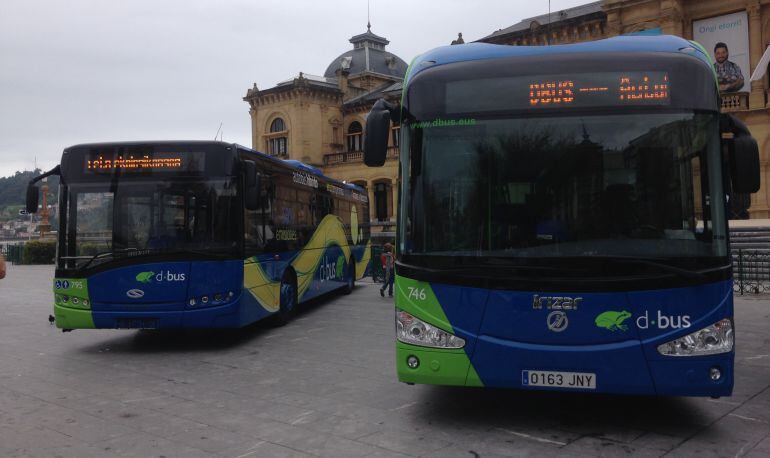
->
[522,370,596,389]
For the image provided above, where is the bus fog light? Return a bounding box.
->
[710,367,722,381]
[188,298,196,307]
[657,319,733,356]
[396,309,465,349]
[407,355,420,369]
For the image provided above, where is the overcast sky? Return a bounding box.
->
[0,0,588,178]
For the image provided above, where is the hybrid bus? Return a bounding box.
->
[364,35,760,396]
[27,141,371,330]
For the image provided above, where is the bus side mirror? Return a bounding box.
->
[731,135,760,193]
[722,114,760,194]
[26,183,39,214]
[244,160,261,210]
[364,99,396,167]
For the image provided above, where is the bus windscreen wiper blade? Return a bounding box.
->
[594,257,710,280]
[78,248,137,270]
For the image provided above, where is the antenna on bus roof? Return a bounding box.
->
[214,122,223,141]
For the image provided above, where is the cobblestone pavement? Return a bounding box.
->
[0,265,769,457]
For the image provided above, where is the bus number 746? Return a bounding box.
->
[407,287,427,301]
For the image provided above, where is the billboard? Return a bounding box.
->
[693,11,750,93]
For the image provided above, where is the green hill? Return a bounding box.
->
[0,170,59,221]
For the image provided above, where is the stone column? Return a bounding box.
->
[660,0,684,37]
[748,2,765,110]
[367,180,376,224]
[249,107,258,150]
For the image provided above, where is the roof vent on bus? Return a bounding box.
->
[282,159,323,175]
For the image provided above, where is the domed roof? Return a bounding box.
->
[323,27,408,79]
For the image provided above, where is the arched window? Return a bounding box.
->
[347,121,363,152]
[267,117,288,157]
[270,118,285,132]
[374,181,390,222]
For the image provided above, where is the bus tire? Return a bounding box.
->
[344,257,355,295]
[275,271,297,326]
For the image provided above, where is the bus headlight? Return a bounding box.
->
[657,319,733,357]
[396,309,465,349]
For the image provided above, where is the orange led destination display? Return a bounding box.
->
[84,151,205,174]
[528,72,669,107]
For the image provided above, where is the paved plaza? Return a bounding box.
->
[0,265,769,457]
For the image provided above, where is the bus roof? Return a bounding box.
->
[234,144,367,194]
[405,35,713,86]
[62,141,366,194]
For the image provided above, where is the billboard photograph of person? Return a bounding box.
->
[693,11,750,93]
[714,42,745,92]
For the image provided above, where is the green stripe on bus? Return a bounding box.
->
[395,275,483,386]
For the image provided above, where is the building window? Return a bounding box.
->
[391,125,400,148]
[347,121,363,152]
[374,182,389,221]
[267,117,288,157]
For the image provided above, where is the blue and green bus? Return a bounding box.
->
[364,35,760,396]
[26,141,371,330]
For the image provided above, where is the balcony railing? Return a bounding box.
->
[323,146,399,166]
[720,92,749,112]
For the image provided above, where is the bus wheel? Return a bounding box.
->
[275,273,297,326]
[344,258,355,295]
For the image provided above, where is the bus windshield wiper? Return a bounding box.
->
[163,248,233,259]
[590,256,713,280]
[77,248,138,270]
[399,260,583,278]
[75,247,233,270]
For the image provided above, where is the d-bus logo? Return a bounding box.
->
[318,257,343,282]
[637,311,691,330]
[135,271,186,283]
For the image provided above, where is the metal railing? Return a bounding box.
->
[323,146,399,166]
[733,249,770,295]
[1,244,24,265]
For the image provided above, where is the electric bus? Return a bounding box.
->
[363,35,760,396]
[26,141,371,330]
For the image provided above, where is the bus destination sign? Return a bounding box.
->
[528,72,669,107]
[84,152,205,174]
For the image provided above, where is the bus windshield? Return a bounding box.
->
[59,178,241,270]
[401,111,727,265]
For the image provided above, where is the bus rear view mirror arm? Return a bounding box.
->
[26,165,61,214]
[364,99,399,167]
[721,114,760,194]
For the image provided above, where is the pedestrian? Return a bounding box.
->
[379,242,394,297]
[0,252,5,280]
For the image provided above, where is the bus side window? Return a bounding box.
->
[245,207,264,254]
[296,189,312,246]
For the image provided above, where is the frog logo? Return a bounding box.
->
[595,310,632,332]
[135,271,155,283]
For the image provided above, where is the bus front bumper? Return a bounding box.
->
[396,340,734,397]
[54,296,262,329]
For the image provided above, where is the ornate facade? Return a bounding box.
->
[243,27,406,238]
